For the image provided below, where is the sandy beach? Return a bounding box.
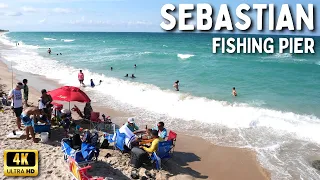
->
[0,41,270,180]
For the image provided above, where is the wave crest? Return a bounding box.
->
[177,53,194,59]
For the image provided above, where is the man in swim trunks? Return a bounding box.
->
[78,70,84,86]
[8,82,24,130]
[173,80,179,91]
[232,87,237,96]
[48,48,51,54]
[21,107,40,142]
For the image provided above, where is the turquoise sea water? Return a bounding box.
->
[4,32,320,116]
[1,32,320,179]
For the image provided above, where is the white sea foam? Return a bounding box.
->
[316,61,320,66]
[61,39,75,42]
[44,38,57,41]
[177,53,194,59]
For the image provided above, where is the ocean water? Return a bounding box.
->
[1,32,320,179]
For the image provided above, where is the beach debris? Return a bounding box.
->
[130,169,139,179]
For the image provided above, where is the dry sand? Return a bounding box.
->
[0,52,270,180]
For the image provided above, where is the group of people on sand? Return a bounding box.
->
[115,117,168,156]
[8,79,54,143]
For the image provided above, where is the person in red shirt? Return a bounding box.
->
[78,70,84,86]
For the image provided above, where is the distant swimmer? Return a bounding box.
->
[78,70,85,86]
[60,53,62,55]
[131,74,136,78]
[125,74,128,77]
[232,87,237,96]
[110,67,113,71]
[173,80,179,91]
[99,80,102,85]
[48,48,51,54]
[90,79,95,88]
[57,54,59,55]
[134,64,137,68]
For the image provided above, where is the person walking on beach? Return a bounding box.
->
[47,48,51,54]
[173,80,179,91]
[78,70,84,86]
[8,82,24,130]
[232,87,237,96]
[23,79,29,107]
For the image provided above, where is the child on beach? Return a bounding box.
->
[23,79,29,107]
[90,79,95,88]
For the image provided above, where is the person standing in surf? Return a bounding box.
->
[48,48,51,54]
[78,70,84,86]
[173,80,179,91]
[232,87,237,96]
[8,82,24,130]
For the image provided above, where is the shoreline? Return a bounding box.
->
[0,42,270,179]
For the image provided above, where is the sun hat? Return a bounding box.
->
[128,117,135,123]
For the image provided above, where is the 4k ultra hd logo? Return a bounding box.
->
[4,150,39,177]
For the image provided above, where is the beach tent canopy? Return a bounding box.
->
[47,86,90,103]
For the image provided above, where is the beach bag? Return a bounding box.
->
[100,139,109,149]
[72,134,82,150]
[130,147,149,168]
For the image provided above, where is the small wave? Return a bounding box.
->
[273,53,292,58]
[61,39,75,42]
[163,45,168,47]
[177,53,194,59]
[316,61,320,66]
[44,38,57,41]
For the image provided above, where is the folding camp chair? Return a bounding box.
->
[114,130,126,152]
[88,112,104,131]
[150,140,173,170]
[167,130,177,153]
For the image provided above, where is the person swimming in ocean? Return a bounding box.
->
[110,67,113,71]
[232,87,237,96]
[131,74,136,78]
[90,79,95,88]
[173,80,179,91]
[60,53,62,55]
[125,74,128,77]
[134,64,137,68]
[48,48,51,54]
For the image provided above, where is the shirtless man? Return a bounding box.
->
[232,87,237,96]
[21,107,41,142]
[48,48,51,54]
[173,80,179,91]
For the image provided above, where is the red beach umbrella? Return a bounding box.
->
[47,86,91,103]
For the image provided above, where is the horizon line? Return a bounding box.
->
[6,31,320,37]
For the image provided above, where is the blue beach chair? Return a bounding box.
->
[81,142,99,162]
[150,140,173,170]
[115,130,126,152]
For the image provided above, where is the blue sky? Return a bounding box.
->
[0,0,318,35]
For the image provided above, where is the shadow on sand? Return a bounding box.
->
[164,151,209,179]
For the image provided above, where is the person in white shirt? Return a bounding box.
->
[8,82,24,130]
